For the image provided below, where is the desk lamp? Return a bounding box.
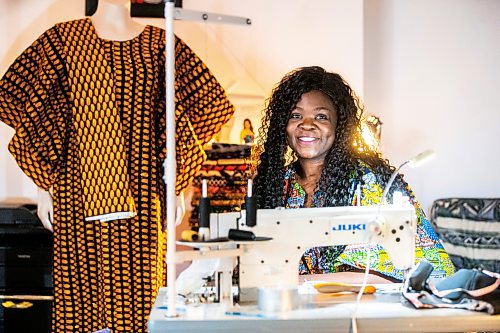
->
[381,150,436,204]
[352,149,436,333]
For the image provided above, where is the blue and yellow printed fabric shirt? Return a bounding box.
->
[282,164,455,281]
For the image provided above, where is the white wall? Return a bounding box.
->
[172,0,364,142]
[5,0,498,212]
[364,0,500,212]
[0,0,364,201]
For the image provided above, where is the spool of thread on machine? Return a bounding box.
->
[245,179,256,227]
[198,179,210,240]
[180,229,199,242]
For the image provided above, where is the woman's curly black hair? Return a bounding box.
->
[253,66,409,209]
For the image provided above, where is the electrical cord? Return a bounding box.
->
[349,151,435,332]
[350,157,401,331]
[350,239,372,333]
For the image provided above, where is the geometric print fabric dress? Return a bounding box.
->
[0,18,234,333]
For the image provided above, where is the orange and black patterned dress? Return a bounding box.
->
[0,18,233,333]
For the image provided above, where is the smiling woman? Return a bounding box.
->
[286,91,337,206]
[253,66,455,282]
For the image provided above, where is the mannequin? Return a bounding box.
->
[37,0,187,231]
[37,0,143,229]
[37,187,186,231]
[37,0,145,230]
[37,187,54,231]
[91,0,145,41]
[1,0,234,331]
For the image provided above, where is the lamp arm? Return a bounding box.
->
[381,160,409,205]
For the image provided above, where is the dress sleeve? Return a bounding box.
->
[174,35,235,145]
[0,26,70,190]
[155,33,235,193]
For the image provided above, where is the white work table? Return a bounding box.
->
[148,285,499,333]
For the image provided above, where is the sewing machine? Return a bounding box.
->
[176,203,417,302]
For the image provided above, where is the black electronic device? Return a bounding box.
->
[0,203,53,333]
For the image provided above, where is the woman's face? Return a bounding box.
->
[244,120,251,129]
[286,90,337,163]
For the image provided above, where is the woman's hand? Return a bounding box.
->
[37,187,54,232]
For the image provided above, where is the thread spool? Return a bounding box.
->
[199,198,210,228]
[199,179,210,240]
[180,229,199,242]
[245,179,256,227]
[245,196,257,227]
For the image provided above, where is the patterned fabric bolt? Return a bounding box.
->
[0,19,234,333]
[430,198,500,272]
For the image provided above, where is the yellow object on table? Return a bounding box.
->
[2,301,33,309]
[180,229,199,241]
[314,282,376,294]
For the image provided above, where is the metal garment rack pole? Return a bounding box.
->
[163,0,251,318]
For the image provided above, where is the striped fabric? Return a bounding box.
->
[0,18,233,333]
[430,198,500,272]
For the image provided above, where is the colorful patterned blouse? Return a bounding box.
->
[282,164,455,281]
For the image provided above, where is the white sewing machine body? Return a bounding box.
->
[207,204,417,291]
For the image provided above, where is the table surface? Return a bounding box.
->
[148,286,500,333]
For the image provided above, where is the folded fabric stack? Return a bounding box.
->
[189,143,253,227]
